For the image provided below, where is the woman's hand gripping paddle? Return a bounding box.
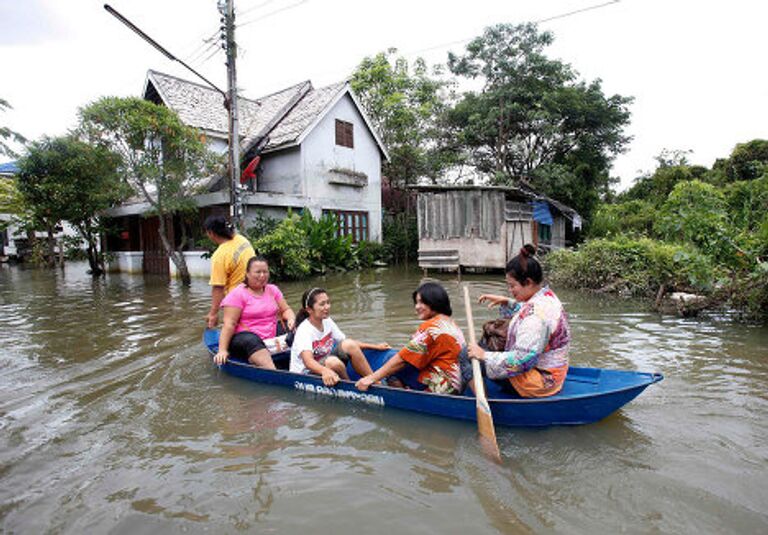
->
[463,285,501,462]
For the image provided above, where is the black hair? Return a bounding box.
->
[243,255,269,285]
[412,282,452,316]
[505,243,542,285]
[203,215,234,240]
[294,287,328,329]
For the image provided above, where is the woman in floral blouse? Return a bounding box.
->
[356,282,465,395]
[465,244,571,398]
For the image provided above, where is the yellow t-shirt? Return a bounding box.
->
[209,234,255,294]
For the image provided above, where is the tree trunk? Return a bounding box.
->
[86,236,103,276]
[157,214,190,285]
[46,223,56,268]
[86,221,104,276]
[58,236,65,270]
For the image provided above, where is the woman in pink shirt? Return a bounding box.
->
[213,256,296,368]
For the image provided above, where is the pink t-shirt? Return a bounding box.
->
[220,283,284,339]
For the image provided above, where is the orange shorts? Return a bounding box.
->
[509,365,568,398]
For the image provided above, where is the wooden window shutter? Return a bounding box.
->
[335,119,354,148]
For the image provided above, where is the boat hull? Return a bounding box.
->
[203,329,662,427]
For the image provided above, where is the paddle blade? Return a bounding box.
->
[472,358,501,461]
[464,285,502,462]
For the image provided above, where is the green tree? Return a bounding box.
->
[16,136,124,274]
[79,97,215,284]
[351,49,457,189]
[655,180,746,267]
[446,23,632,221]
[621,150,709,205]
[0,176,24,215]
[0,98,26,158]
[724,139,768,182]
[588,199,657,238]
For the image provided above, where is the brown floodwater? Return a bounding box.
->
[1,262,767,533]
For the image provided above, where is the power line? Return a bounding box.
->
[200,45,224,65]
[537,0,620,24]
[238,0,283,18]
[103,4,226,96]
[182,29,221,64]
[237,0,309,28]
[403,0,621,57]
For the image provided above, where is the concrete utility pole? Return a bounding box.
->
[219,0,243,230]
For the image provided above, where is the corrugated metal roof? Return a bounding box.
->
[410,184,580,219]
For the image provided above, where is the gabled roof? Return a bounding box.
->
[143,70,388,159]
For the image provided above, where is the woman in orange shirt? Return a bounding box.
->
[356,282,465,395]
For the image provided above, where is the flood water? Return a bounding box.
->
[1,262,767,533]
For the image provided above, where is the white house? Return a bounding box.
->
[1,161,85,262]
[106,70,388,277]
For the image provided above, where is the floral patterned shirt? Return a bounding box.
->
[397,314,465,394]
[484,287,570,380]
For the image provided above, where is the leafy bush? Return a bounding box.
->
[588,199,657,238]
[655,180,738,266]
[724,139,768,182]
[296,210,355,272]
[382,212,418,264]
[247,210,279,238]
[61,235,87,260]
[723,175,768,233]
[546,236,716,297]
[250,214,310,281]
[353,240,387,267]
[727,263,768,320]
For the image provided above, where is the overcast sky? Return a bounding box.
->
[1,0,766,190]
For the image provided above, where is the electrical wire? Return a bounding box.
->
[237,0,309,28]
[183,29,221,64]
[403,0,621,56]
[238,0,283,18]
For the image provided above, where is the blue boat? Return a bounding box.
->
[203,329,663,427]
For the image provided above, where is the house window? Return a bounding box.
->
[335,119,354,148]
[325,210,368,242]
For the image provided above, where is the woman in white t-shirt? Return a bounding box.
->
[290,287,390,386]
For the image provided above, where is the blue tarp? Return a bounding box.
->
[532,201,553,225]
[0,161,19,174]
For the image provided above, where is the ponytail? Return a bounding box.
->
[505,243,542,284]
[294,287,327,329]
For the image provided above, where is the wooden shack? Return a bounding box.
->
[413,185,581,271]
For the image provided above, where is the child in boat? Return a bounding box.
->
[289,287,390,386]
[355,282,465,395]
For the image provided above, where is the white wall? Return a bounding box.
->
[206,136,228,155]
[169,251,211,278]
[299,93,383,242]
[109,251,143,274]
[257,147,302,194]
[109,251,213,278]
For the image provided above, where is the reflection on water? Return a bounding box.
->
[1,262,767,533]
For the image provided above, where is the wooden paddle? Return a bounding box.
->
[463,285,502,462]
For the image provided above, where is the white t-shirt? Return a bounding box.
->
[289,318,346,374]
